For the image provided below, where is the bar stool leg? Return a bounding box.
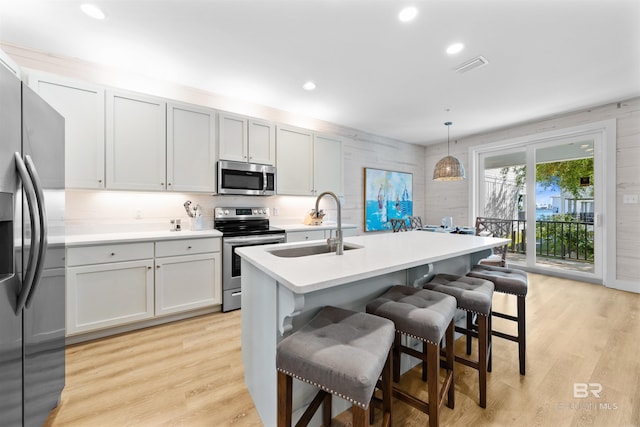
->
[322,393,331,425]
[381,349,393,426]
[426,341,440,427]
[393,331,402,382]
[352,406,368,427]
[478,314,488,409]
[277,371,292,427]
[466,312,473,355]
[445,320,455,409]
[518,295,526,375]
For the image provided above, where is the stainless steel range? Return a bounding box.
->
[214,207,285,312]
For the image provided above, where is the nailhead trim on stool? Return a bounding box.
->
[366,285,457,427]
[422,273,494,408]
[276,306,394,427]
[468,264,528,375]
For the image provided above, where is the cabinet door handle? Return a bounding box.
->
[156,265,160,269]
[148,266,152,270]
[168,183,172,186]
[110,252,116,256]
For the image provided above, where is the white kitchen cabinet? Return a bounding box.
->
[66,237,222,337]
[218,112,247,163]
[167,102,216,192]
[276,125,314,195]
[276,125,344,196]
[286,229,326,243]
[248,118,276,165]
[313,133,344,196]
[218,113,276,165]
[27,71,105,189]
[286,226,356,243]
[155,252,221,316]
[106,90,166,190]
[155,239,221,316]
[66,242,155,335]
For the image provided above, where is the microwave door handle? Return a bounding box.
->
[24,155,48,309]
[14,153,41,314]
[262,170,267,193]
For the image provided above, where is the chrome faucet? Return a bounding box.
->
[315,191,343,255]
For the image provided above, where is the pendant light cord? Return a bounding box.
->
[445,121,452,156]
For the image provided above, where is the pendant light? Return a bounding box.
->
[433,121,466,181]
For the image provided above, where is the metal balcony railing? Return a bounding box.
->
[508,218,594,263]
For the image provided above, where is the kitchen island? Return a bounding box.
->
[237,230,509,426]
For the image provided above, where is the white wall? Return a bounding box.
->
[425,97,640,286]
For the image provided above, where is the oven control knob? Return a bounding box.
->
[261,209,266,214]
[253,209,258,214]
[224,210,229,215]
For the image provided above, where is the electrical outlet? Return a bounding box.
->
[135,208,142,219]
[623,194,638,204]
[273,207,279,216]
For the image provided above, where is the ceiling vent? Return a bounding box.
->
[454,55,489,73]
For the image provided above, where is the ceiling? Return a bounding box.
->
[1,0,639,145]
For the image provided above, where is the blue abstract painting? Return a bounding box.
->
[364,168,413,231]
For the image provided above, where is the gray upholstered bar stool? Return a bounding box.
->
[421,274,494,408]
[366,285,457,427]
[467,264,528,375]
[276,306,395,427]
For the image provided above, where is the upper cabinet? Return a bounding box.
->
[276,125,343,196]
[313,133,344,197]
[28,71,106,189]
[26,70,346,195]
[167,102,216,192]
[276,126,314,195]
[218,112,275,165]
[106,90,167,191]
[248,118,276,165]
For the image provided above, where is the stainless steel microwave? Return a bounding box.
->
[217,160,276,196]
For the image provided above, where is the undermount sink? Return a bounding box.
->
[268,243,362,258]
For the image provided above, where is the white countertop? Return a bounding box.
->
[237,231,509,294]
[65,229,222,246]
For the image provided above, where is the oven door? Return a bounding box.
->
[222,234,285,311]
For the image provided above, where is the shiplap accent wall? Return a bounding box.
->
[425,98,640,285]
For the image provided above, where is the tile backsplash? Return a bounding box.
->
[64,190,339,234]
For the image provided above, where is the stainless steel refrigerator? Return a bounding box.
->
[1,61,65,426]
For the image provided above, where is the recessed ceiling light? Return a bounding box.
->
[398,6,418,23]
[446,43,464,55]
[303,81,316,91]
[80,4,106,20]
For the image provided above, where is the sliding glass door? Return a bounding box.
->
[477,148,527,265]
[533,139,598,275]
[475,129,605,282]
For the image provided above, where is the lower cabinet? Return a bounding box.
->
[286,229,325,243]
[66,259,155,335]
[66,237,221,336]
[155,252,221,316]
[285,227,357,243]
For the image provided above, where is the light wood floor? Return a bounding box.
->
[45,274,640,426]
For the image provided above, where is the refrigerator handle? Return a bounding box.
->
[14,152,41,314]
[24,155,48,308]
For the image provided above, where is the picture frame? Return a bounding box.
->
[364,167,413,232]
